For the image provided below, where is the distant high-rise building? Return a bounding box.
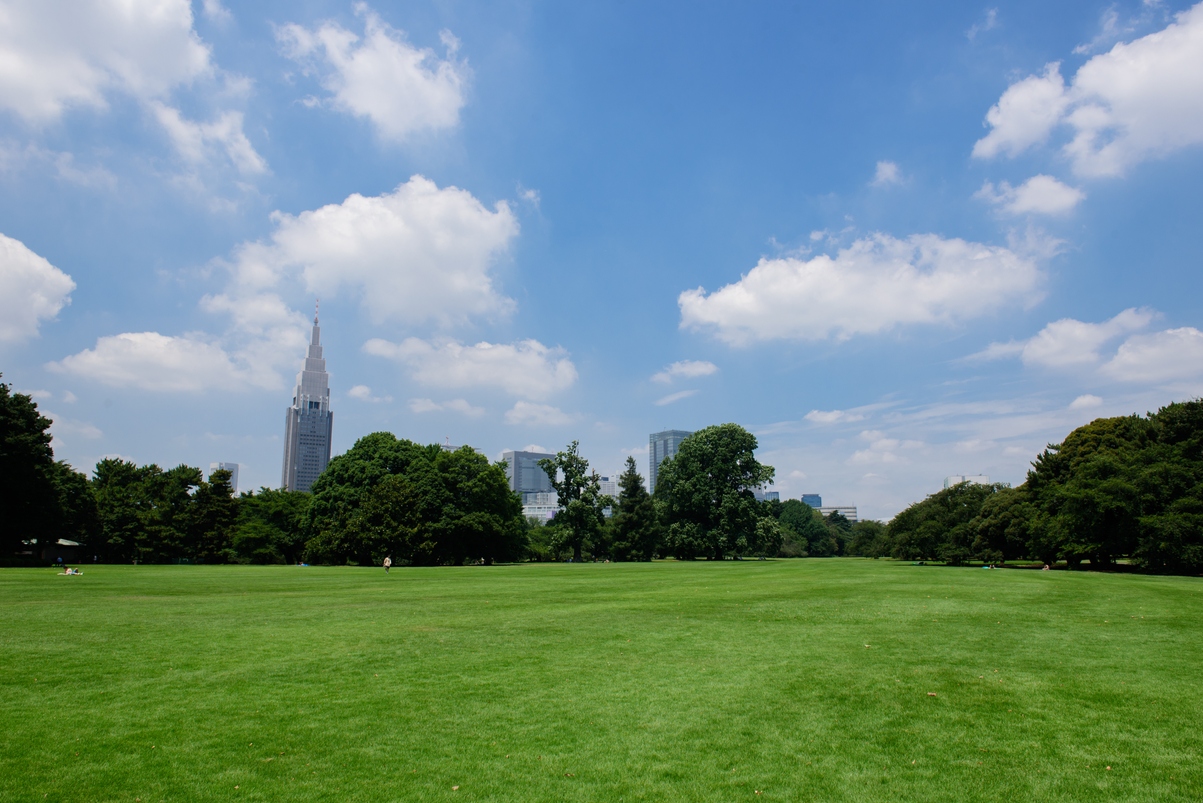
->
[502,450,556,503]
[819,506,858,523]
[944,474,990,489]
[282,309,333,492]
[801,494,822,508]
[209,462,240,493]
[649,429,692,494]
[598,475,619,499]
[753,490,780,502]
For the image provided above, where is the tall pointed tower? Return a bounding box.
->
[282,305,333,492]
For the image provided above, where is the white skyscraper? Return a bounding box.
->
[282,308,333,492]
[209,462,240,493]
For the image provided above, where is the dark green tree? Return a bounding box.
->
[654,423,776,560]
[888,482,1004,563]
[778,499,833,556]
[0,379,61,561]
[540,441,607,562]
[188,468,238,563]
[235,487,311,564]
[609,456,660,561]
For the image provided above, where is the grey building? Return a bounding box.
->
[753,490,780,502]
[649,429,692,494]
[819,506,858,524]
[282,311,333,492]
[502,449,556,503]
[209,462,240,493]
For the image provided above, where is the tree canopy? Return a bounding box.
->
[654,423,777,559]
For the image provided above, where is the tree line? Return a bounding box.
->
[868,400,1203,574]
[7,374,1199,573]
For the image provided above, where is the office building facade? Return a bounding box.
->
[649,429,692,494]
[502,450,556,503]
[944,475,990,489]
[801,494,822,508]
[818,506,858,524]
[209,462,240,493]
[282,311,333,492]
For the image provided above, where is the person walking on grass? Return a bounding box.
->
[383,556,392,574]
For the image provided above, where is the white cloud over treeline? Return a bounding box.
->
[679,233,1041,345]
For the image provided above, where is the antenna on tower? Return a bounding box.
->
[314,298,320,325]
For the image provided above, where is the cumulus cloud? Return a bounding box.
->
[0,0,264,177]
[870,160,902,186]
[975,174,1085,215]
[1069,394,1103,409]
[679,233,1041,345]
[0,232,75,342]
[974,4,1203,176]
[1101,327,1203,383]
[364,337,577,399]
[348,384,392,403]
[651,359,718,383]
[0,0,211,121]
[804,409,866,425]
[48,331,279,392]
[409,397,484,417]
[278,5,468,141]
[972,308,1155,367]
[654,389,698,406]
[504,401,578,427]
[150,103,266,175]
[217,176,517,326]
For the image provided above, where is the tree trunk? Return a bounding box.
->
[573,540,582,562]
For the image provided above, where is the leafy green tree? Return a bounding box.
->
[540,441,607,562]
[654,423,776,560]
[970,486,1040,563]
[305,433,526,565]
[609,456,660,561]
[0,379,61,560]
[188,468,238,563]
[888,482,1004,563]
[778,499,832,556]
[847,520,889,557]
[235,487,310,564]
[51,461,100,551]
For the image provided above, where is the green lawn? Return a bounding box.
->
[1,560,1200,802]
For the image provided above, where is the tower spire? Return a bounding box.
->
[314,298,319,325]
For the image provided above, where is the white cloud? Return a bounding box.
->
[1101,327,1203,382]
[0,1,263,179]
[651,359,718,383]
[679,233,1041,345]
[409,397,484,417]
[974,4,1203,176]
[0,232,75,342]
[62,391,77,403]
[202,0,233,25]
[0,0,212,122]
[967,8,999,40]
[220,176,518,326]
[654,389,698,406]
[48,331,278,392]
[150,103,266,175]
[870,160,902,186]
[364,337,577,399]
[973,308,1154,367]
[975,174,1085,215]
[1069,394,1103,409]
[278,5,468,141]
[348,384,392,403]
[973,63,1070,159]
[504,401,578,427]
[805,409,866,425]
[44,411,101,440]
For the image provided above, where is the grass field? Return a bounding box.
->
[1,560,1201,802]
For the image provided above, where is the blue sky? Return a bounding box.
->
[3,0,1202,519]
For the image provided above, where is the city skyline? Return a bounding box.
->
[2,1,1201,519]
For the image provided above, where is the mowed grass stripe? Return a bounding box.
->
[1,560,1200,801]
